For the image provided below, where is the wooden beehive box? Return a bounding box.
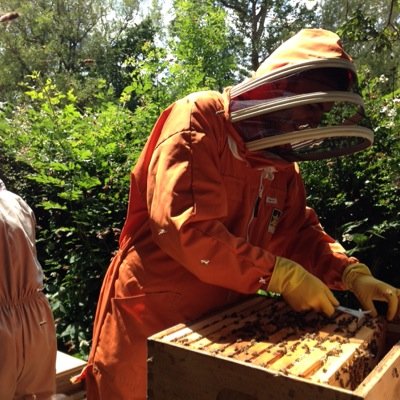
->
[56,351,86,399]
[148,296,400,400]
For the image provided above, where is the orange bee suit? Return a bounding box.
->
[81,29,359,400]
[0,180,57,400]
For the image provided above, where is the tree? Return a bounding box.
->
[95,16,160,110]
[217,0,319,75]
[319,0,400,94]
[0,0,141,104]
[167,0,238,97]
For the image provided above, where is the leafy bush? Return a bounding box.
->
[301,71,400,299]
[0,73,155,356]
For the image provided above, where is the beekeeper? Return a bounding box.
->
[0,179,57,399]
[80,29,400,400]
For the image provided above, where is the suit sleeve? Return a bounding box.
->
[146,107,276,294]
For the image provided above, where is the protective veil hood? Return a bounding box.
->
[229,29,374,161]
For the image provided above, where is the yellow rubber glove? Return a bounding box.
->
[267,256,339,317]
[343,263,400,321]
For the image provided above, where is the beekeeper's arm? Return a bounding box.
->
[281,166,399,320]
[147,95,337,316]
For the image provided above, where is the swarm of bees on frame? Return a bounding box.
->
[168,300,384,390]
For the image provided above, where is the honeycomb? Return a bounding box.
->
[159,296,386,390]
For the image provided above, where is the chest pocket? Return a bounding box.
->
[248,186,287,247]
[221,174,259,237]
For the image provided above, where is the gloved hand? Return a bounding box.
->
[343,263,400,321]
[267,256,339,317]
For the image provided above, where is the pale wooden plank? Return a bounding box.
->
[355,341,400,399]
[148,340,362,400]
[56,351,86,374]
[56,351,86,397]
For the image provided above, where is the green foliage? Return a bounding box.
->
[216,0,319,73]
[121,42,171,110]
[301,72,400,287]
[0,73,149,355]
[320,0,400,92]
[168,0,238,95]
[0,0,142,104]
[95,16,160,110]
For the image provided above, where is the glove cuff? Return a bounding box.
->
[267,256,307,294]
[342,262,372,290]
